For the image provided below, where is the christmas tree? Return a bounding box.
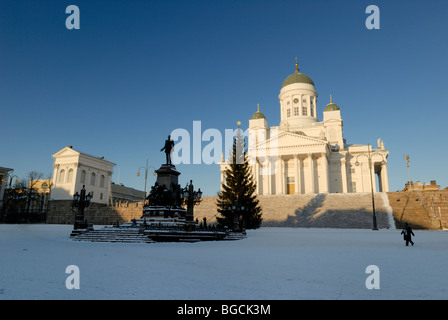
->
[216,127,262,229]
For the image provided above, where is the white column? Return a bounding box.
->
[276,156,283,194]
[266,159,271,195]
[370,161,377,192]
[307,153,315,194]
[294,155,300,194]
[321,153,329,193]
[381,162,390,192]
[254,158,260,195]
[341,158,348,193]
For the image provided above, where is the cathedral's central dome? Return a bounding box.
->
[281,68,315,88]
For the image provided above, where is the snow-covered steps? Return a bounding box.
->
[71,228,155,244]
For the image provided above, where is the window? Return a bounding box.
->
[59,170,65,184]
[100,175,105,188]
[80,170,86,184]
[90,172,96,186]
[67,169,73,183]
[302,106,307,116]
[351,181,357,193]
[287,109,291,117]
[294,107,299,116]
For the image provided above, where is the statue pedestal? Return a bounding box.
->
[155,164,181,190]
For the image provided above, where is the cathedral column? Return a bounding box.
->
[370,161,377,192]
[381,161,390,192]
[276,156,284,194]
[307,153,315,194]
[254,158,260,194]
[321,152,329,193]
[340,157,348,193]
[294,155,300,194]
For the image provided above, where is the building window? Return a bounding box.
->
[310,100,314,117]
[80,170,86,184]
[100,175,105,188]
[351,181,357,193]
[59,170,65,184]
[67,169,73,183]
[90,172,96,186]
[287,109,291,117]
[294,107,299,116]
[100,193,103,200]
[302,106,307,116]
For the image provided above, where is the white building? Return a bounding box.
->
[220,60,390,195]
[50,146,115,204]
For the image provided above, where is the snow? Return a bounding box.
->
[1,224,448,300]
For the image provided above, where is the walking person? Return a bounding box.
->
[401,223,415,246]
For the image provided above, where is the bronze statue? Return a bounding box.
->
[161,135,175,165]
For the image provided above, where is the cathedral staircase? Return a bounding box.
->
[71,228,155,243]
[261,192,395,229]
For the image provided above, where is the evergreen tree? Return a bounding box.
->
[216,128,262,229]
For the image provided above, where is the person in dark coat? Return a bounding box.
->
[401,223,415,246]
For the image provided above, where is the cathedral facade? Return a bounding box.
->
[220,61,390,195]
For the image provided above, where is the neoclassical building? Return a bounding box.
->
[220,60,390,195]
[51,146,116,204]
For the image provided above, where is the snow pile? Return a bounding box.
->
[1,224,447,300]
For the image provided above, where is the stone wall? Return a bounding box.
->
[387,190,448,229]
[47,200,143,225]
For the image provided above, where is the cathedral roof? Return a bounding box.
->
[281,59,315,88]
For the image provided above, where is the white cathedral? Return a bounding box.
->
[220,60,390,195]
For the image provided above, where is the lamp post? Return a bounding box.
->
[180,180,202,224]
[227,200,245,231]
[137,158,156,204]
[355,144,385,231]
[72,185,92,230]
[403,154,412,191]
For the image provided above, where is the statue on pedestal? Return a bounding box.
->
[161,135,175,165]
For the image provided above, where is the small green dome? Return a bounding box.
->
[324,95,340,112]
[324,103,340,112]
[251,104,266,120]
[251,111,266,119]
[281,68,315,88]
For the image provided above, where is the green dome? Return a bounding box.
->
[324,103,340,112]
[251,111,266,119]
[281,69,315,88]
[251,104,266,120]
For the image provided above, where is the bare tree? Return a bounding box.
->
[26,171,44,213]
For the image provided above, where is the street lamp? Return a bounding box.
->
[72,185,92,230]
[227,200,245,231]
[355,144,386,231]
[137,158,156,203]
[180,180,202,224]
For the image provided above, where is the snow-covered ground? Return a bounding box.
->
[1,224,447,300]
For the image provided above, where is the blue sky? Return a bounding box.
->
[1,0,447,196]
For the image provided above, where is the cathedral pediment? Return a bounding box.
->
[249,131,329,156]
